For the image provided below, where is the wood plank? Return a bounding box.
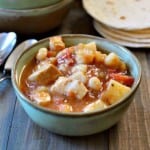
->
[7,100,108,150]
[0,80,16,150]
[108,52,150,150]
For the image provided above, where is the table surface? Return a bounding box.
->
[0,1,150,150]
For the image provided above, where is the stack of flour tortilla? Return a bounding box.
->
[83,0,150,48]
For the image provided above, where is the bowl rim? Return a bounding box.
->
[0,0,62,10]
[0,0,73,15]
[11,34,142,117]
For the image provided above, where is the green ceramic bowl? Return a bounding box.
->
[0,0,73,34]
[0,0,61,10]
[12,34,141,136]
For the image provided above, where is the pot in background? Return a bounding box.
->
[0,0,73,34]
[0,0,61,9]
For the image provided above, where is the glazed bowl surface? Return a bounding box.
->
[12,34,141,136]
[0,0,61,10]
[0,0,73,34]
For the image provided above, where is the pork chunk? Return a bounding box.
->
[71,64,87,74]
[69,72,87,84]
[65,80,88,100]
[50,77,88,100]
[49,36,65,52]
[50,77,69,95]
[28,64,62,85]
[75,42,96,64]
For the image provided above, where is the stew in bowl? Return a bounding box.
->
[19,36,134,113]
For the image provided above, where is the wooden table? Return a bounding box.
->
[0,1,150,150]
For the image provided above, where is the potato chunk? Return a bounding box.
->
[83,99,107,112]
[104,53,126,71]
[58,104,73,112]
[85,42,97,51]
[75,42,96,64]
[28,64,62,85]
[31,86,51,106]
[49,36,65,52]
[95,51,106,63]
[101,79,131,105]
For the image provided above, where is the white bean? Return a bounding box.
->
[36,48,48,61]
[88,77,101,90]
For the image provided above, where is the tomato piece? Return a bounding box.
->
[108,69,118,74]
[57,48,75,65]
[109,73,134,86]
[61,48,73,59]
[47,51,57,57]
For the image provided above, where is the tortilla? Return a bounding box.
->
[97,22,150,39]
[83,0,150,30]
[93,21,150,48]
[109,27,150,38]
[94,21,150,43]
